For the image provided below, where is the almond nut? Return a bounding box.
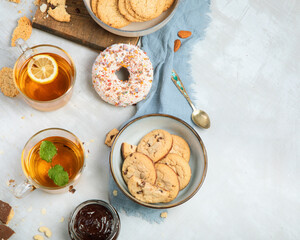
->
[178,30,192,39]
[174,39,181,52]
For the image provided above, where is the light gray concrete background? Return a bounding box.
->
[0,0,299,239]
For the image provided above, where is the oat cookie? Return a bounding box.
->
[118,0,143,22]
[169,135,191,162]
[122,152,156,184]
[163,0,175,11]
[158,153,191,190]
[47,0,65,6]
[91,0,98,16]
[137,129,173,163]
[129,0,165,20]
[48,5,71,22]
[155,163,179,202]
[121,142,137,159]
[11,16,32,47]
[128,176,169,203]
[125,0,148,21]
[105,128,119,147]
[0,67,19,97]
[97,0,130,29]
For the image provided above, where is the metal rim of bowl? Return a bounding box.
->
[109,113,208,209]
[82,0,180,37]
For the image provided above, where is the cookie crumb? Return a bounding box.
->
[160,212,167,218]
[0,67,19,97]
[21,116,25,119]
[69,185,76,194]
[41,208,46,215]
[34,0,41,6]
[33,235,44,240]
[59,217,64,223]
[105,128,119,147]
[11,16,32,47]
[9,0,20,3]
[113,190,118,196]
[39,226,52,238]
[40,3,47,13]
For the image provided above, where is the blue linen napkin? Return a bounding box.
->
[109,0,211,223]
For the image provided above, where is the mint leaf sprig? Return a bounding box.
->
[39,141,57,162]
[39,140,69,187]
[48,164,69,187]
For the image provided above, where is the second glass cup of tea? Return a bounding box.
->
[14,128,85,198]
[13,39,76,111]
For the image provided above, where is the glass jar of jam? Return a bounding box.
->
[68,200,120,240]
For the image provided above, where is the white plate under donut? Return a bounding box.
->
[83,0,180,37]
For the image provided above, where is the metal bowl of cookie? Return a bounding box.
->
[83,0,179,37]
[110,114,208,209]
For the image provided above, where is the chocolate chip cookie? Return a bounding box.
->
[122,152,156,184]
[137,129,173,163]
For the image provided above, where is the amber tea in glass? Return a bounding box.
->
[13,39,76,111]
[16,53,72,102]
[15,128,85,198]
[25,136,84,188]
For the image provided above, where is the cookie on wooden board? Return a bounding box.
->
[97,0,130,29]
[137,129,173,162]
[158,153,191,190]
[0,67,19,98]
[169,135,191,162]
[122,152,156,184]
[155,163,179,202]
[128,176,169,203]
[48,5,71,22]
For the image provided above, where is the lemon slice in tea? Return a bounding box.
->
[28,54,58,84]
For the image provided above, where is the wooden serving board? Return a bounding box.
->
[32,0,139,51]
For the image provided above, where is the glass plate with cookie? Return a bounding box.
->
[83,0,180,37]
[110,114,208,209]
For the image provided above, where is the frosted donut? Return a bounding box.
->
[92,44,153,107]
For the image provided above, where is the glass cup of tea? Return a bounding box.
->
[13,39,76,111]
[14,128,85,198]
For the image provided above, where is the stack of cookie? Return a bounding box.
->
[121,129,192,204]
[91,0,175,29]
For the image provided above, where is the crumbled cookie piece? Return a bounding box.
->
[112,190,118,196]
[11,16,32,47]
[0,67,19,97]
[104,128,119,147]
[0,200,14,224]
[48,5,70,22]
[41,208,46,215]
[9,0,20,3]
[47,0,66,6]
[39,226,52,238]
[0,224,15,239]
[33,235,44,240]
[160,212,167,218]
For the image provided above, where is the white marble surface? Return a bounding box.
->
[0,0,299,239]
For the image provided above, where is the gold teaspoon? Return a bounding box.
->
[171,70,211,129]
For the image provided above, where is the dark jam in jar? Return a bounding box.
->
[69,200,120,240]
